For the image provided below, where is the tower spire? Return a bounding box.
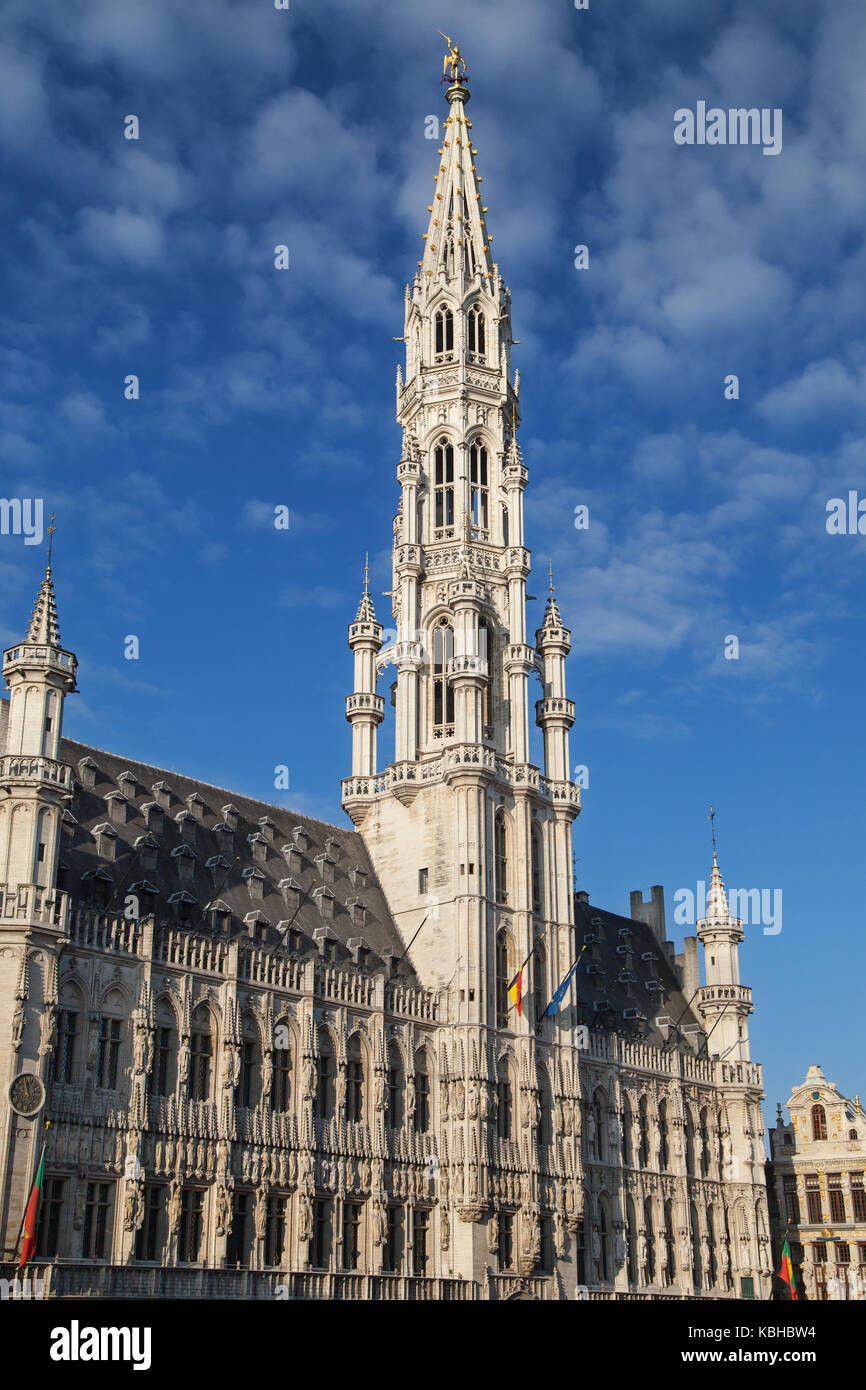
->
[26,565,63,648]
[355,554,377,623]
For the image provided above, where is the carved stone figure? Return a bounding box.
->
[298,1193,312,1243]
[215,1184,229,1237]
[375,1071,387,1112]
[254,1187,268,1240]
[168,1178,182,1231]
[488,1210,499,1254]
[586,1108,596,1152]
[373,1197,387,1247]
[467,1078,479,1120]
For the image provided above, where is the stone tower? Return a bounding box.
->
[341,63,580,1023]
[0,567,77,1254]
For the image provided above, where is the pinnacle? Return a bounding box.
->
[355,591,377,624]
[26,567,62,647]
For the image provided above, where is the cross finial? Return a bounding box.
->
[46,513,56,569]
[363,552,369,596]
[709,805,717,859]
[548,558,554,597]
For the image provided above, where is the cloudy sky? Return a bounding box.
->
[1,0,863,1122]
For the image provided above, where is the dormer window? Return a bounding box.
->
[242,866,265,900]
[207,898,231,933]
[171,843,196,882]
[314,928,337,961]
[186,792,205,821]
[78,756,98,790]
[281,843,302,874]
[347,898,367,928]
[278,878,301,913]
[350,865,368,891]
[243,911,269,943]
[467,304,485,360]
[176,810,196,844]
[82,866,113,908]
[134,834,159,873]
[141,802,164,833]
[152,781,172,810]
[258,817,276,843]
[312,886,335,920]
[129,880,159,913]
[292,826,310,853]
[433,438,454,533]
[221,804,239,830]
[168,890,196,925]
[93,822,118,861]
[205,854,230,887]
[434,306,454,360]
[248,832,268,866]
[213,821,233,852]
[105,791,128,826]
[324,836,340,861]
[314,853,335,886]
[118,771,137,798]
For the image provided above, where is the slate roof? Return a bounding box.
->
[572,897,703,1050]
[59,738,415,980]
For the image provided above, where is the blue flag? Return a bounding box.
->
[543,948,585,1017]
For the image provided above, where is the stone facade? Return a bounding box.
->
[767,1065,866,1300]
[0,55,772,1300]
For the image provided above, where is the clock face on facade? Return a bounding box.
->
[8,1073,45,1118]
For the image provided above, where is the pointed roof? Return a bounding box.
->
[26,567,62,646]
[540,563,563,631]
[355,554,377,623]
[704,850,731,922]
[419,54,494,285]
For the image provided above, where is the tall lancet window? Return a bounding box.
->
[434,307,454,360]
[470,441,489,534]
[479,619,492,736]
[432,619,455,734]
[434,438,455,534]
[495,929,510,1029]
[531,826,543,915]
[467,305,486,360]
[501,504,509,546]
[494,809,508,905]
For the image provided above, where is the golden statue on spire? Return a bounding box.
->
[438,31,467,82]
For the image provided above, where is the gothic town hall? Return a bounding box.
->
[0,57,771,1301]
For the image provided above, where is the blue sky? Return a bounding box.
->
[0,0,863,1127]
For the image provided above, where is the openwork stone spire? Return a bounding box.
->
[705,849,731,922]
[27,567,62,647]
[355,553,377,623]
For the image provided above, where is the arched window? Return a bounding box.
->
[537,1067,553,1146]
[599,1203,610,1282]
[690,1203,702,1291]
[643,1197,655,1282]
[494,810,508,905]
[593,1090,605,1161]
[189,1006,213,1102]
[470,440,489,533]
[531,826,543,916]
[495,929,510,1029]
[387,1043,404,1129]
[467,304,486,359]
[148,1000,177,1099]
[479,618,492,735]
[235,1015,261,1110]
[432,619,455,732]
[96,991,126,1091]
[53,986,83,1088]
[501,504,509,546]
[658,1099,669,1171]
[434,306,454,358]
[496,1057,514,1141]
[621,1096,633,1167]
[315,1028,335,1120]
[272,1023,291,1113]
[685,1108,696,1177]
[433,438,455,532]
[850,1128,859,1141]
[638,1096,650,1168]
[663,1199,676,1286]
[414,1049,431,1134]
[699,1107,711,1176]
[706,1206,718,1287]
[346,1034,364,1123]
[532,942,546,1033]
[626,1197,638,1286]
[811,1104,827,1140]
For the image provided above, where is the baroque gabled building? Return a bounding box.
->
[0,47,771,1301]
[767,1065,866,1300]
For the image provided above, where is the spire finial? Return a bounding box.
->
[548,558,554,598]
[709,804,717,863]
[363,552,369,597]
[46,513,56,569]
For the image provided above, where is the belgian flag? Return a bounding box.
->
[778,1232,799,1301]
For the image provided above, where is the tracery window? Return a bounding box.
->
[315,1029,335,1120]
[346,1034,364,1123]
[494,810,508,905]
[189,1007,213,1102]
[496,1058,514,1140]
[470,440,489,533]
[467,304,486,359]
[432,619,455,732]
[434,307,454,359]
[495,929,510,1028]
[433,438,455,532]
